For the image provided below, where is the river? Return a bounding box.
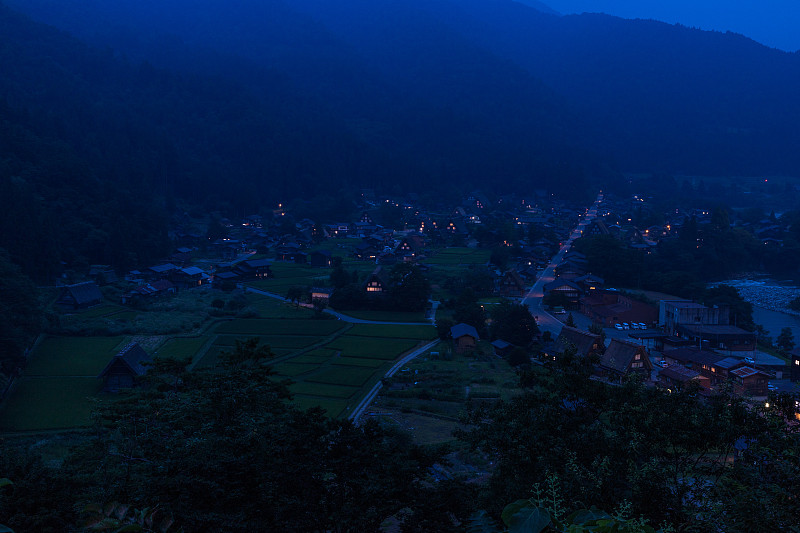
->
[716,277,800,339]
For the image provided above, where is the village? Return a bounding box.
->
[6,183,796,437]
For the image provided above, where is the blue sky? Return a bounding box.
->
[543,0,800,51]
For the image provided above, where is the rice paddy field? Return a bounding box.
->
[1,308,437,430]
[0,336,126,432]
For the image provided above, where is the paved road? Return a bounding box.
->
[521,192,603,337]
[348,339,440,424]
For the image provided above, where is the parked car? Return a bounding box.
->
[744,356,755,365]
[637,322,647,329]
[767,384,777,391]
[622,323,630,329]
[656,360,668,368]
[614,323,624,331]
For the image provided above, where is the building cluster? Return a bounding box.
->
[56,188,595,306]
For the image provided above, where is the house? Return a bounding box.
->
[146,263,179,280]
[451,323,480,353]
[580,289,658,327]
[57,282,103,310]
[233,258,273,279]
[497,269,526,296]
[676,324,756,354]
[275,243,304,262]
[354,242,379,261]
[172,266,208,288]
[550,326,602,360]
[790,349,800,382]
[596,339,652,381]
[730,366,771,396]
[213,270,240,288]
[364,266,390,293]
[574,273,604,293]
[121,280,176,304]
[543,279,582,308]
[554,260,586,278]
[395,235,424,260]
[311,287,333,304]
[657,364,711,391]
[309,250,333,268]
[98,343,151,392]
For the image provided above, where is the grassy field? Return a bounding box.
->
[2,288,440,432]
[307,365,375,387]
[244,294,316,319]
[0,377,104,431]
[291,397,350,418]
[247,263,331,294]
[156,337,209,362]
[215,318,345,336]
[325,337,419,359]
[213,334,321,350]
[340,309,429,323]
[289,382,359,399]
[347,324,436,340]
[24,336,125,376]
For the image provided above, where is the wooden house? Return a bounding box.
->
[364,266,390,293]
[309,250,333,268]
[596,339,652,381]
[172,266,208,288]
[451,323,480,354]
[730,366,770,397]
[121,280,175,304]
[657,364,711,391]
[233,258,273,279]
[550,326,602,360]
[57,282,103,310]
[98,343,151,392]
[543,279,582,307]
[790,349,800,382]
[497,269,526,296]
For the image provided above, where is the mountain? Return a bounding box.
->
[2,0,800,278]
[7,0,799,178]
[510,0,560,15]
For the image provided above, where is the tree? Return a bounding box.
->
[329,257,351,289]
[286,286,308,307]
[565,313,576,328]
[702,285,754,331]
[776,327,795,353]
[491,301,539,347]
[389,264,430,312]
[0,250,42,379]
[436,319,455,340]
[76,337,449,532]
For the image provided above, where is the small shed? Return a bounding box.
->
[491,339,514,358]
[98,343,151,392]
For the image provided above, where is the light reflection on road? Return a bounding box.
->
[522,193,603,336]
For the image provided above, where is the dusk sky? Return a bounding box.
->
[543,0,800,52]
